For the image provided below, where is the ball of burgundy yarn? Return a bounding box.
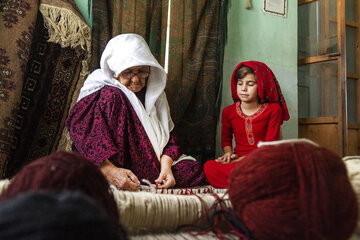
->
[228,141,358,240]
[0,151,119,219]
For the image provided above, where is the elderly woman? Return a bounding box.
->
[66,34,204,191]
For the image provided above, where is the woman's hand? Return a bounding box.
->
[155,155,176,189]
[100,159,140,191]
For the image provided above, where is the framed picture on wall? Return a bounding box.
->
[263,0,287,17]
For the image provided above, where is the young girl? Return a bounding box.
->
[204,61,290,188]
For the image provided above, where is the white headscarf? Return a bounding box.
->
[77,34,174,160]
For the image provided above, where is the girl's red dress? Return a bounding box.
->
[204,61,290,188]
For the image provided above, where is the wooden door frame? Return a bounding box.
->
[338,0,347,156]
[347,0,360,154]
[298,0,348,156]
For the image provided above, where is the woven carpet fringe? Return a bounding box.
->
[39,2,90,52]
[39,1,91,77]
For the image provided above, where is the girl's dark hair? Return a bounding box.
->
[235,65,255,80]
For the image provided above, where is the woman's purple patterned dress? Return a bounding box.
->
[66,86,205,187]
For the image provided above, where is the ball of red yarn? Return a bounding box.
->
[228,140,358,240]
[0,151,119,219]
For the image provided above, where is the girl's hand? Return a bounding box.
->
[100,159,140,191]
[216,152,239,163]
[155,155,176,188]
[231,155,245,163]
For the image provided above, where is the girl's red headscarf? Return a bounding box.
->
[231,61,290,121]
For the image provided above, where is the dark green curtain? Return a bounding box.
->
[166,0,227,162]
[90,0,167,71]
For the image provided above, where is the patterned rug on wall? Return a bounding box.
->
[5,13,85,177]
[0,0,40,178]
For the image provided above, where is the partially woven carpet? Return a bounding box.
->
[131,232,238,239]
[139,185,227,195]
[111,186,229,234]
[0,178,229,235]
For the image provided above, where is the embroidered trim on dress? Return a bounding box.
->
[236,102,268,145]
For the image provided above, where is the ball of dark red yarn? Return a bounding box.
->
[228,141,358,240]
[0,151,119,219]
